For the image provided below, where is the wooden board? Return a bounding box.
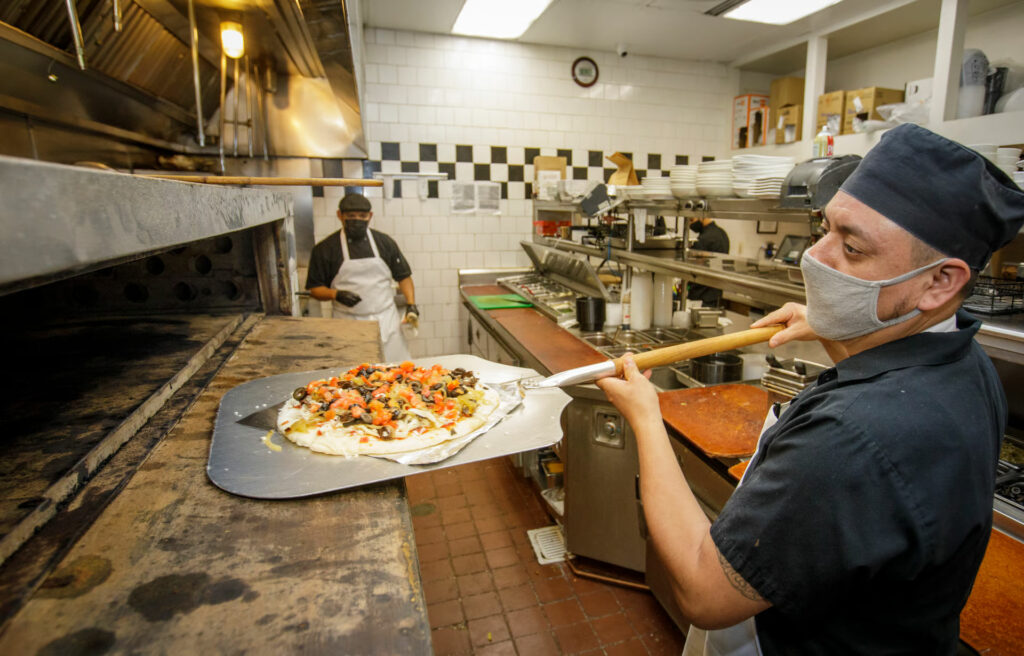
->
[489,308,607,373]
[960,529,1024,655]
[462,284,511,297]
[0,317,432,654]
[658,385,771,458]
[728,461,750,481]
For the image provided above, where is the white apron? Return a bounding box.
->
[330,230,410,362]
[682,401,788,656]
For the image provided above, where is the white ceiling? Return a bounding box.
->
[360,0,1021,71]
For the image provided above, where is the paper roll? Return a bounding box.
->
[631,270,653,331]
[653,274,675,327]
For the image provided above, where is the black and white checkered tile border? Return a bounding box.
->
[332,144,719,200]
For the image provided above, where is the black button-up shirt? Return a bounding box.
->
[711,311,1005,654]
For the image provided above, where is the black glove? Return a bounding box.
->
[404,304,420,328]
[335,290,362,307]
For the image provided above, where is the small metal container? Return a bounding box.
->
[582,332,615,347]
[615,330,654,347]
[635,328,681,344]
[690,308,722,328]
[600,345,651,359]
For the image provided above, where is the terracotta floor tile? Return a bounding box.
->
[435,481,463,498]
[456,571,494,597]
[544,598,586,627]
[417,541,449,563]
[569,573,607,595]
[420,559,454,582]
[604,636,649,656]
[442,507,473,526]
[428,599,464,628]
[475,640,517,656]
[554,621,600,654]
[413,512,442,530]
[463,591,503,621]
[510,529,532,547]
[485,545,519,569]
[475,515,506,534]
[445,520,477,540]
[641,630,687,656]
[468,614,511,647]
[492,564,530,589]
[498,583,537,612]
[416,525,445,545]
[578,589,622,618]
[448,535,483,557]
[438,494,469,512]
[431,626,471,655]
[533,576,573,603]
[423,577,459,603]
[479,529,513,551]
[404,475,435,500]
[456,464,486,483]
[505,606,549,638]
[514,631,560,656]
[452,553,488,576]
[592,612,638,645]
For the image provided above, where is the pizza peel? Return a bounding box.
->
[209,354,571,499]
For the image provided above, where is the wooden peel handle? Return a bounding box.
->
[139,174,384,187]
[614,326,783,375]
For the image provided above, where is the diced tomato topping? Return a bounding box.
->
[447,380,459,391]
[323,409,336,421]
[359,436,369,443]
[433,392,443,405]
[350,406,363,418]
[400,361,415,372]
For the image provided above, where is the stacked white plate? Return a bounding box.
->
[669,165,698,198]
[641,174,674,200]
[696,159,734,197]
[996,147,1021,178]
[732,155,795,198]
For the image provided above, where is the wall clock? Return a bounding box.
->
[571,56,599,88]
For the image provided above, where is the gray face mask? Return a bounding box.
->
[801,251,948,341]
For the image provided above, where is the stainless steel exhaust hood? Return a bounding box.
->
[0,0,366,161]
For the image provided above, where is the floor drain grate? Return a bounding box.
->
[527,525,566,565]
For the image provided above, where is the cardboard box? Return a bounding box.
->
[732,94,769,149]
[905,78,933,105]
[843,86,905,134]
[817,90,846,134]
[533,155,566,199]
[775,104,803,144]
[770,77,804,114]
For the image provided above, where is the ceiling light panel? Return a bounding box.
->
[451,0,556,39]
[723,0,843,25]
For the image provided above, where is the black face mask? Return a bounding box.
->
[690,220,704,234]
[344,219,369,239]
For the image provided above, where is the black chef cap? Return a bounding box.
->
[839,123,1024,270]
[338,193,372,213]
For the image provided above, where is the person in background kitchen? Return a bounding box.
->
[686,217,730,307]
[306,192,418,362]
[598,124,1024,655]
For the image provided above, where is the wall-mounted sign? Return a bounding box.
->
[571,56,599,88]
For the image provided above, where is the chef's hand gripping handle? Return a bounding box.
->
[613,326,784,376]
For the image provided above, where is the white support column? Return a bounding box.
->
[803,36,828,142]
[931,0,969,125]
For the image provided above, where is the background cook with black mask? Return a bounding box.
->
[686,217,730,307]
[597,124,1024,655]
[306,192,418,362]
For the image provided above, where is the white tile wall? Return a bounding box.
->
[312,28,752,358]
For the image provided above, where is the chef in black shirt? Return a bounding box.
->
[687,217,731,307]
[597,124,1024,655]
[306,193,417,361]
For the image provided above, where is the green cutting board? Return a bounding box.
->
[469,294,533,310]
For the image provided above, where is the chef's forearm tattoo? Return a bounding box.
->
[717,550,763,601]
